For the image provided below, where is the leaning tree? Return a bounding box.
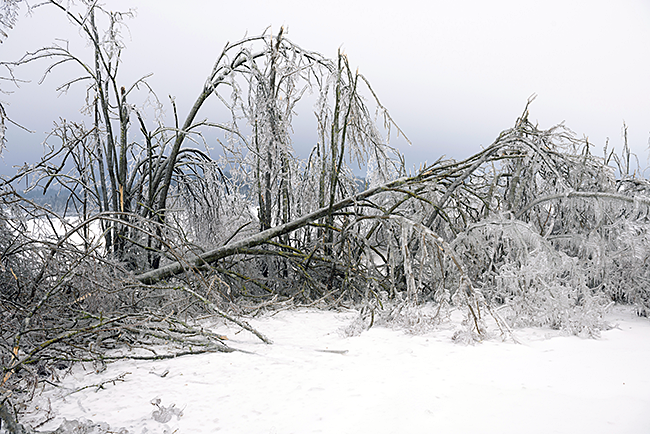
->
[2,1,650,431]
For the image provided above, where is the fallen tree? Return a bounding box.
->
[2,2,650,432]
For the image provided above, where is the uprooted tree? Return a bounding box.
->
[1,0,650,431]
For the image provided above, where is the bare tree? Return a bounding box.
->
[2,2,650,432]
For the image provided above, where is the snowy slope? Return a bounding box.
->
[20,306,650,434]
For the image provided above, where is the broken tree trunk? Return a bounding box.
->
[134,173,430,285]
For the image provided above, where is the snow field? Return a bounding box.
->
[24,306,650,434]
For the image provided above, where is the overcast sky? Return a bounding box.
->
[2,0,649,176]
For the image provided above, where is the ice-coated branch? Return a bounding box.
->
[515,190,650,220]
[135,174,428,285]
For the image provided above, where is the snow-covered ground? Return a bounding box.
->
[21,305,650,434]
[26,216,105,250]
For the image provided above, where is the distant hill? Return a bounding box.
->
[19,187,72,214]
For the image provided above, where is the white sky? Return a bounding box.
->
[2,0,649,174]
